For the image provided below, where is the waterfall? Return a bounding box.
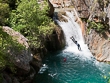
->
[36,9,110,82]
[54,9,93,59]
[53,9,110,75]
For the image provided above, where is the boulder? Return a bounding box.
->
[2,26,33,72]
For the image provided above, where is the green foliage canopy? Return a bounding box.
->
[9,0,54,48]
[0,26,25,73]
[87,20,105,33]
[0,2,10,25]
[0,0,17,25]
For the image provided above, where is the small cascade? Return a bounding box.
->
[55,9,93,59]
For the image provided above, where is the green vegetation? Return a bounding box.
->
[87,20,107,34]
[9,0,54,48]
[0,26,21,78]
[0,2,10,25]
[0,74,3,83]
[0,26,11,68]
[0,0,54,80]
[0,0,17,25]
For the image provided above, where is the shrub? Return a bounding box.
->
[0,3,10,25]
[87,20,105,33]
[9,0,54,48]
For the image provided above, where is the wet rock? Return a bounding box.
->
[57,12,68,22]
[45,26,66,51]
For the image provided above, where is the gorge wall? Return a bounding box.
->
[2,0,110,82]
[72,0,110,62]
[50,0,110,62]
[85,29,110,62]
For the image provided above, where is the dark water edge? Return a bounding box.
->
[33,51,110,83]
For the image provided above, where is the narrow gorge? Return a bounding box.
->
[0,0,110,83]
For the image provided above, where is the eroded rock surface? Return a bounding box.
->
[2,26,34,83]
[85,29,110,62]
[50,0,72,8]
[71,0,110,62]
[2,26,32,71]
[72,0,110,25]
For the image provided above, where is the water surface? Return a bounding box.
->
[34,51,110,83]
[34,10,110,83]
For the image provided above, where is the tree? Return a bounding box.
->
[9,0,54,48]
[0,3,10,25]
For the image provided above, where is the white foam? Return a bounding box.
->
[57,11,93,59]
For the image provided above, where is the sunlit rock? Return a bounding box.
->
[85,29,110,62]
[49,0,72,8]
[2,26,33,71]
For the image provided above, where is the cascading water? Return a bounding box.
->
[34,9,110,83]
[56,10,93,59]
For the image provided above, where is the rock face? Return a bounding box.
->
[38,0,55,18]
[72,0,110,25]
[72,0,110,62]
[45,26,66,51]
[71,0,90,18]
[2,26,32,71]
[50,0,72,8]
[85,29,110,62]
[47,0,55,17]
[2,26,34,83]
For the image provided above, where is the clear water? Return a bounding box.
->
[34,10,110,83]
[34,51,110,83]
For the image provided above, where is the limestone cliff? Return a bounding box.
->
[85,29,110,62]
[71,0,110,62]
[72,0,110,25]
